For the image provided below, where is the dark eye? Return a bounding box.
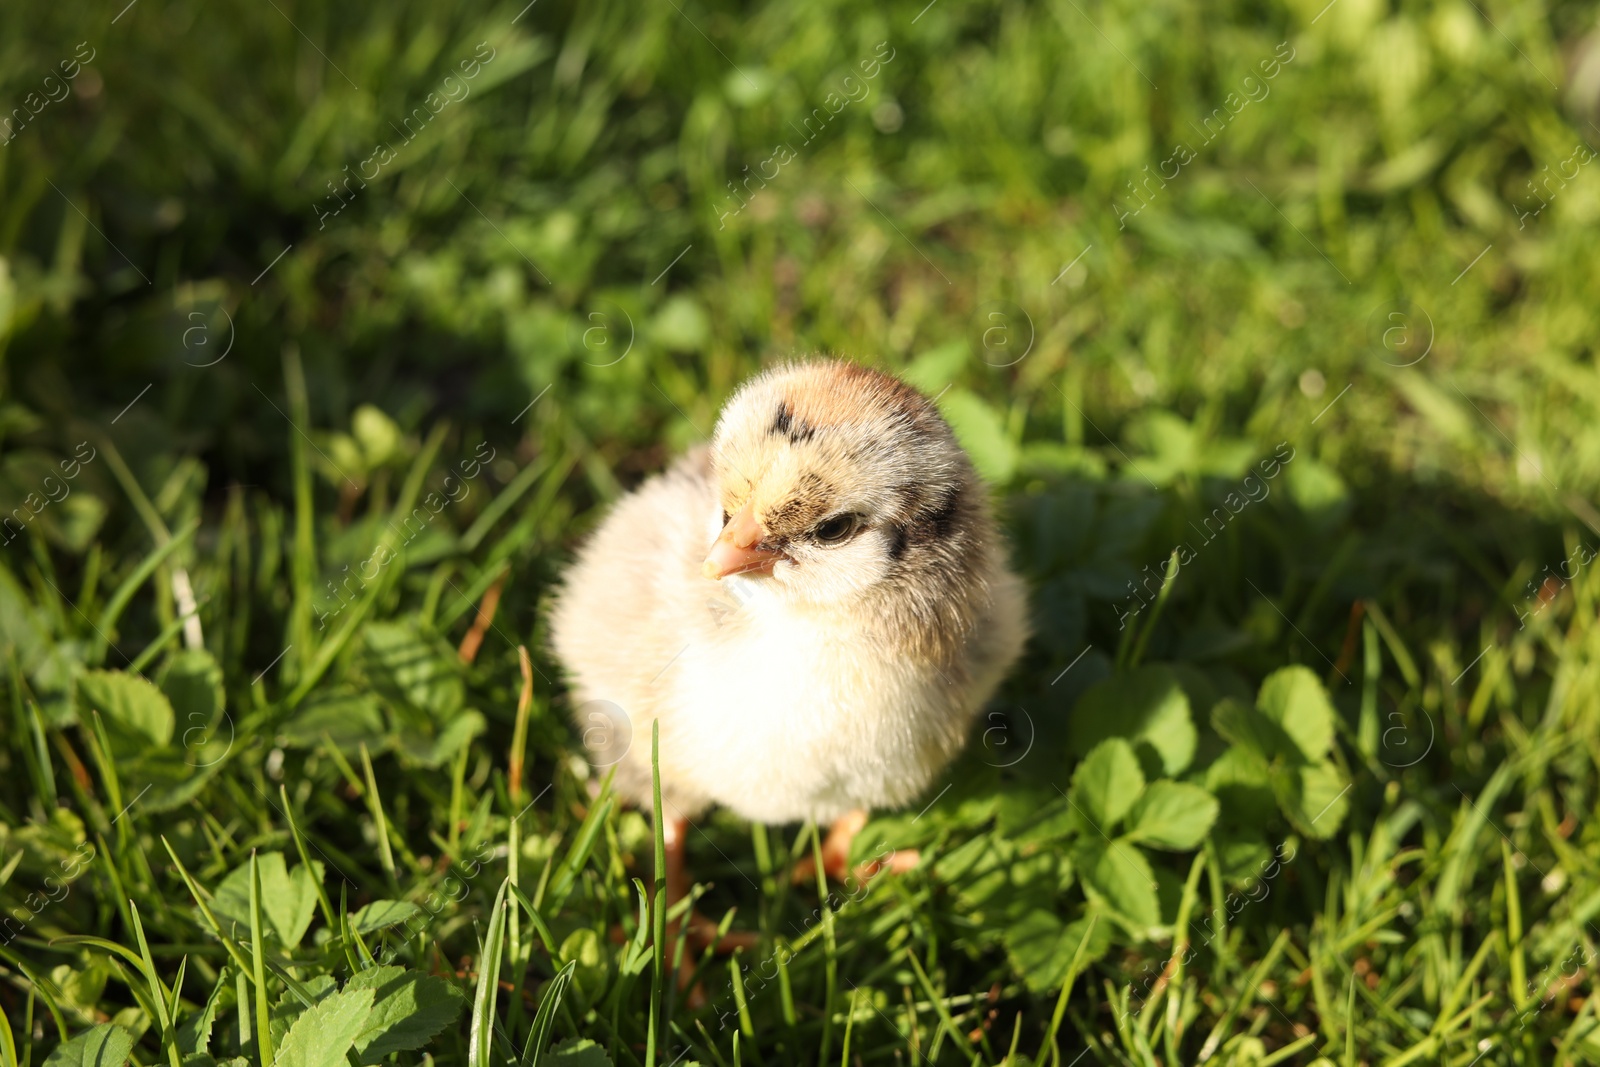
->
[813,514,860,544]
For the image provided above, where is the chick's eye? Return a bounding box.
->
[813,514,860,544]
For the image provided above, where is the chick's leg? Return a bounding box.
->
[663,810,689,913]
[660,809,759,967]
[793,809,922,885]
[821,809,868,880]
[658,810,704,1003]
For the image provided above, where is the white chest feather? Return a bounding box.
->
[662,577,967,824]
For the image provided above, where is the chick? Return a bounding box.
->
[550,359,1028,911]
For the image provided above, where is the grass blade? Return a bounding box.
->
[129,902,183,1067]
[359,741,397,882]
[468,878,511,1067]
[507,882,558,958]
[458,452,550,554]
[1125,548,1180,670]
[506,645,534,1031]
[159,836,254,978]
[543,772,615,909]
[27,700,57,812]
[647,721,665,1067]
[248,852,274,1066]
[0,994,17,1067]
[279,783,338,932]
[284,344,317,677]
[89,520,199,665]
[1503,839,1526,1009]
[1047,913,1099,1067]
[809,826,837,1067]
[520,959,577,1067]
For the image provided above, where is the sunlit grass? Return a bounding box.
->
[3,0,1600,1062]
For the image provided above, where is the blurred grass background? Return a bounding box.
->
[4,0,1600,1062]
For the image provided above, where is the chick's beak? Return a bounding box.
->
[703,503,784,580]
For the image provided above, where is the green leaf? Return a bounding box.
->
[938,388,1018,484]
[546,1038,613,1067]
[157,649,232,772]
[268,977,338,1049]
[1212,831,1275,884]
[1001,910,1072,993]
[42,1024,133,1067]
[393,708,486,768]
[1273,759,1350,839]
[352,405,403,467]
[347,966,467,1062]
[650,295,709,352]
[1069,738,1145,831]
[1256,665,1338,763]
[1211,698,1285,761]
[1203,743,1278,827]
[945,838,1065,926]
[50,493,110,553]
[0,452,107,552]
[0,562,52,676]
[1124,411,1259,484]
[212,852,323,948]
[49,959,111,1012]
[1073,839,1160,931]
[277,692,386,751]
[1125,781,1219,850]
[930,832,1003,885]
[363,621,464,718]
[993,785,1058,836]
[557,928,606,1004]
[320,433,367,484]
[177,967,229,1055]
[1003,905,1117,993]
[77,670,174,750]
[275,987,375,1067]
[902,340,970,395]
[349,900,421,935]
[159,649,224,740]
[1059,909,1116,970]
[1213,669,1348,835]
[1283,454,1350,523]
[1069,666,1197,775]
[997,786,1078,845]
[122,750,228,814]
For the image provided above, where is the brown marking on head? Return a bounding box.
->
[770,402,817,445]
[887,484,967,562]
[707,358,1001,663]
[777,362,940,439]
[760,471,839,536]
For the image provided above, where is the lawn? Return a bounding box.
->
[2,0,1600,1064]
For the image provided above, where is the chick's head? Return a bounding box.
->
[704,360,987,606]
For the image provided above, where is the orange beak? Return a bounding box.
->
[702,503,785,580]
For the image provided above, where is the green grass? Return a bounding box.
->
[4,0,1600,1063]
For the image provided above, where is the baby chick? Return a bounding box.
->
[551,359,1027,916]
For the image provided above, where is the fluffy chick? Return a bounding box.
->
[550,359,1028,830]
